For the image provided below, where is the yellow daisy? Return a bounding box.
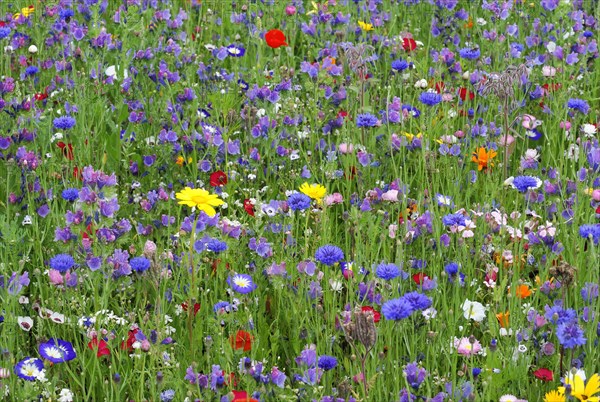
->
[543,390,565,402]
[175,187,224,216]
[299,182,326,201]
[559,373,600,402]
[13,6,34,20]
[358,20,374,32]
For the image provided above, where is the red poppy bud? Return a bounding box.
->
[402,38,417,51]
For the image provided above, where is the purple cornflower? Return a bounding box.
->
[315,245,344,266]
[53,116,76,130]
[130,257,151,273]
[356,113,379,128]
[442,213,466,226]
[556,322,586,349]
[382,297,414,321]
[49,254,75,272]
[419,92,442,106]
[227,274,257,294]
[38,339,77,363]
[206,238,228,253]
[271,366,287,388]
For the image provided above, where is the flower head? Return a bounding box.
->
[317,355,337,371]
[39,339,77,363]
[382,297,414,321]
[559,373,600,401]
[175,187,224,216]
[265,29,287,48]
[472,147,497,172]
[53,116,76,130]
[357,20,373,31]
[299,182,326,201]
[14,357,44,381]
[419,92,443,106]
[544,389,565,402]
[315,245,344,266]
[507,176,543,193]
[228,274,257,294]
[49,254,75,273]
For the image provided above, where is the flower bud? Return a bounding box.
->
[28,45,38,54]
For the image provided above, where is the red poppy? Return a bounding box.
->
[533,368,553,382]
[265,29,287,48]
[181,302,201,316]
[34,91,48,102]
[361,306,381,323]
[541,82,561,93]
[458,87,475,101]
[412,272,429,285]
[209,170,228,187]
[121,328,140,352]
[232,390,259,402]
[402,38,417,51]
[230,330,253,352]
[56,142,74,160]
[88,337,110,358]
[243,199,255,217]
[434,82,445,93]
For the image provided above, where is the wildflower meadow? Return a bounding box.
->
[1,0,600,401]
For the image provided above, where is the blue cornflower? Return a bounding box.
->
[130,256,151,273]
[419,92,442,106]
[581,282,599,303]
[578,224,600,244]
[444,262,459,276]
[391,59,409,72]
[459,48,481,59]
[404,361,427,390]
[567,98,590,114]
[59,8,75,20]
[25,66,39,76]
[401,291,432,310]
[375,263,401,281]
[442,212,466,226]
[287,193,312,211]
[509,175,542,193]
[206,238,228,253]
[382,297,413,321]
[356,113,379,128]
[317,355,337,371]
[49,254,75,272]
[61,188,79,202]
[315,245,344,266]
[53,116,76,130]
[556,322,586,349]
[0,27,11,40]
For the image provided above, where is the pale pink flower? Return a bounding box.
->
[338,143,354,154]
[48,269,64,285]
[324,193,343,206]
[541,65,556,77]
[521,114,542,130]
[454,337,482,356]
[381,190,399,202]
[388,224,398,239]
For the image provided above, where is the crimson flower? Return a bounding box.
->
[412,272,429,285]
[533,368,553,382]
[56,142,74,160]
[361,306,381,323]
[243,199,255,217]
[88,338,110,358]
[209,170,228,187]
[402,38,417,51]
[265,29,287,48]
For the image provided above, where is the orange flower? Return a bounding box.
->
[471,147,497,172]
[514,284,533,299]
[230,330,253,352]
[496,312,510,328]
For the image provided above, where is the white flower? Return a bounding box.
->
[22,215,32,225]
[422,307,437,320]
[28,45,38,54]
[414,79,428,89]
[58,388,74,402]
[546,41,556,53]
[329,279,343,292]
[18,316,33,331]
[461,299,486,322]
[582,123,597,137]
